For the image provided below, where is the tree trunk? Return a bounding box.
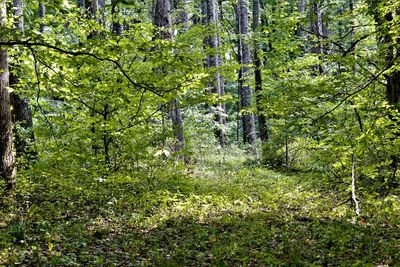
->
[111,0,122,35]
[0,0,16,190]
[11,0,35,160]
[383,12,400,172]
[204,0,226,146]
[369,0,400,185]
[153,0,186,153]
[296,0,307,37]
[310,0,327,73]
[39,1,45,31]
[237,0,256,145]
[78,0,85,8]
[86,0,99,38]
[174,0,189,26]
[253,0,268,143]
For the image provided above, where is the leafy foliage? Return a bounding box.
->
[1,153,400,266]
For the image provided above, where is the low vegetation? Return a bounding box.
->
[1,150,399,266]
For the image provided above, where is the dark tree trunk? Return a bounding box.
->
[253,0,268,143]
[78,0,85,8]
[383,11,400,109]
[11,0,35,160]
[237,0,256,145]
[0,0,16,190]
[174,0,189,26]
[86,0,99,38]
[310,0,327,73]
[153,0,186,153]
[111,0,122,35]
[39,1,45,31]
[383,12,400,171]
[368,1,399,109]
[368,0,400,185]
[203,0,227,146]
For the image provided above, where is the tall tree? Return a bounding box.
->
[111,0,122,35]
[310,0,328,73]
[153,0,186,153]
[253,0,268,143]
[203,0,227,146]
[0,0,16,190]
[368,0,400,172]
[237,0,256,145]
[296,0,307,37]
[10,0,35,160]
[39,1,45,31]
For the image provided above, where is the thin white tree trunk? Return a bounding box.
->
[351,159,360,216]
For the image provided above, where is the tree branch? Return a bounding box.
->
[0,40,166,97]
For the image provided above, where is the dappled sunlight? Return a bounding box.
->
[2,158,399,265]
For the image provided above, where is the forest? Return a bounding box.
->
[0,0,399,265]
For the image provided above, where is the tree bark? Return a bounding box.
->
[111,0,122,35]
[310,0,327,73]
[174,0,189,26]
[86,0,99,38]
[253,0,268,143]
[153,0,186,153]
[368,0,400,184]
[11,0,35,160]
[78,0,85,8]
[204,0,226,146]
[39,1,45,31]
[296,0,307,36]
[0,0,16,190]
[237,0,256,145]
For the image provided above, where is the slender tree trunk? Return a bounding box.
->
[11,0,35,161]
[310,0,327,74]
[237,0,256,145]
[296,0,307,36]
[253,0,268,143]
[39,1,45,31]
[0,0,16,190]
[204,0,226,146]
[153,0,186,154]
[111,0,122,35]
[86,0,99,38]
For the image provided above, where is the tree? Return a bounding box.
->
[0,0,16,190]
[310,0,328,73]
[367,0,400,183]
[10,0,35,161]
[153,0,186,154]
[203,0,227,146]
[253,0,268,142]
[237,0,256,145]
[111,0,122,35]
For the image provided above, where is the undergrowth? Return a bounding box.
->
[1,148,399,266]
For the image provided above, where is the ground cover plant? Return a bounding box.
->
[1,150,399,266]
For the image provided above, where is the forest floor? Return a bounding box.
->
[1,152,400,266]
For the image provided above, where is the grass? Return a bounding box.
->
[1,151,400,266]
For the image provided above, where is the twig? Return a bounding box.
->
[331,197,351,209]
